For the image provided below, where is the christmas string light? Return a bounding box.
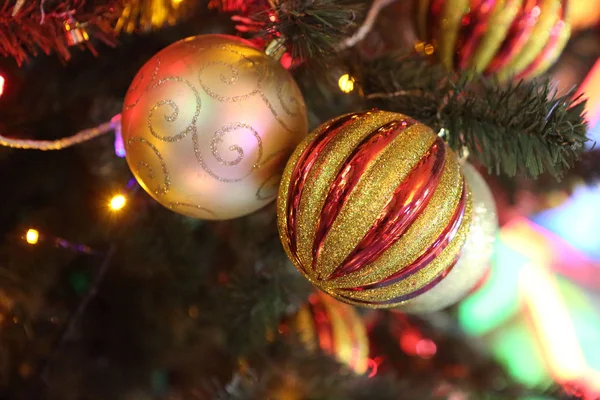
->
[109,194,127,211]
[113,119,126,157]
[23,228,98,255]
[0,114,120,150]
[25,229,39,244]
[338,74,355,93]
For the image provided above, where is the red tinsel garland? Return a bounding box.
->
[0,0,119,65]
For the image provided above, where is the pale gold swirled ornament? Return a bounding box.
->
[121,34,308,220]
[126,136,170,196]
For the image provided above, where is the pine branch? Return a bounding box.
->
[250,0,365,69]
[357,52,589,180]
[202,213,312,357]
[206,262,311,357]
[212,340,404,400]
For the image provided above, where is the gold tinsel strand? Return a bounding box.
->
[115,0,195,34]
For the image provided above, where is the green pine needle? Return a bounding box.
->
[252,0,365,68]
[357,52,589,180]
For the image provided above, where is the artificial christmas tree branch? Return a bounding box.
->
[358,52,589,179]
[337,0,396,50]
[247,0,365,68]
[40,245,116,383]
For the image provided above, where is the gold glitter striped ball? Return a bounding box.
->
[122,34,307,220]
[277,110,472,309]
[416,0,571,81]
[292,292,369,374]
[400,163,498,313]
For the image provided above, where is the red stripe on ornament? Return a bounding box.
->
[327,137,446,280]
[312,119,415,275]
[284,113,364,266]
[343,180,467,292]
[455,0,496,70]
[515,0,567,80]
[336,302,361,371]
[337,254,460,306]
[308,294,335,355]
[484,0,541,75]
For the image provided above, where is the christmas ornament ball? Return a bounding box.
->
[122,34,307,220]
[416,0,571,81]
[399,163,498,313]
[293,292,369,373]
[277,110,472,308]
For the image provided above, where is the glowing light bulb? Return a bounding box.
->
[0,74,5,97]
[338,73,355,93]
[110,194,126,210]
[26,229,39,245]
[113,124,126,157]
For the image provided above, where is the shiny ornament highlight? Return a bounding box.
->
[62,16,89,46]
[416,0,571,81]
[122,34,308,220]
[292,292,369,373]
[277,110,472,308]
[400,163,498,313]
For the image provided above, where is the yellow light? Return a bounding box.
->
[110,194,126,211]
[171,0,183,6]
[338,73,355,94]
[26,229,39,245]
[414,41,425,53]
[414,41,435,55]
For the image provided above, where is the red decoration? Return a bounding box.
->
[417,0,571,81]
[277,111,469,308]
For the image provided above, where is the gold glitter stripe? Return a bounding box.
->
[417,0,433,42]
[314,122,436,280]
[324,146,465,289]
[321,296,354,369]
[522,15,571,79]
[469,0,521,73]
[327,186,472,308]
[497,0,561,80]
[295,112,402,279]
[294,305,318,351]
[437,0,469,69]
[345,299,369,373]
[277,114,349,277]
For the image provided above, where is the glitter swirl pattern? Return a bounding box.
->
[192,122,263,182]
[277,110,472,309]
[126,136,170,195]
[121,34,307,220]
